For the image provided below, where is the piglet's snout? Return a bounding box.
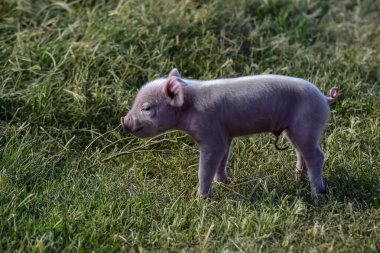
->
[121,116,130,133]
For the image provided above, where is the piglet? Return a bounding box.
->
[121,69,339,197]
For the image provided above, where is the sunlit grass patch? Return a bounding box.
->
[1,0,379,252]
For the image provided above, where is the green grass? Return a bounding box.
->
[1,0,379,252]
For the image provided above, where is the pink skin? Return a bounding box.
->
[121,69,339,198]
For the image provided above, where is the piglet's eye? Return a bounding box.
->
[141,103,151,111]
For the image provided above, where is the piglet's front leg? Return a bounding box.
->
[214,138,232,184]
[198,141,230,197]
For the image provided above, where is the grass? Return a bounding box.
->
[0,0,379,252]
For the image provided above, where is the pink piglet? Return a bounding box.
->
[121,69,339,198]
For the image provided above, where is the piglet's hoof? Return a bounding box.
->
[318,188,327,196]
[295,168,307,181]
[197,194,212,200]
[313,187,327,199]
[198,188,212,199]
[214,176,230,184]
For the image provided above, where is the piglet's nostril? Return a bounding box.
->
[121,117,129,133]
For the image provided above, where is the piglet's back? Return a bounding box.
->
[189,75,327,137]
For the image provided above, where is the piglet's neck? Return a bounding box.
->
[174,86,199,140]
[176,108,197,140]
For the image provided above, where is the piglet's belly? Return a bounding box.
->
[225,117,278,137]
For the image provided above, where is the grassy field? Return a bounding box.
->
[1,0,379,252]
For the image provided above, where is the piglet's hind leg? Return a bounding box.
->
[287,129,326,196]
[303,146,325,196]
[296,150,305,173]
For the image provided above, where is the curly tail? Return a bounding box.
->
[326,87,339,105]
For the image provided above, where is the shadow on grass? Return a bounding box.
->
[213,167,379,209]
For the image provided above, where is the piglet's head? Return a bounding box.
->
[121,68,186,138]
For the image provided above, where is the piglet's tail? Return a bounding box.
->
[326,87,339,105]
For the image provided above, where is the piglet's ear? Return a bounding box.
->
[168,68,181,78]
[164,77,184,107]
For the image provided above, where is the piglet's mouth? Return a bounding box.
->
[134,127,144,132]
